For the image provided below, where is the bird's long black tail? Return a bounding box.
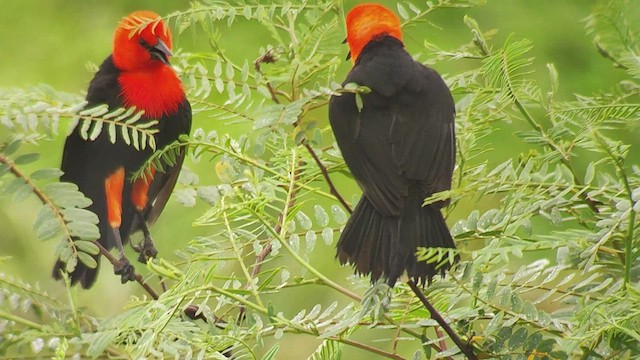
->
[336,189,457,286]
[52,256,100,289]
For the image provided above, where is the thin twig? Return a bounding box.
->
[93,242,159,300]
[255,50,281,104]
[340,337,405,360]
[303,142,353,214]
[407,280,477,360]
[435,327,447,353]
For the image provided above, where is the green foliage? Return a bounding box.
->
[1,0,640,359]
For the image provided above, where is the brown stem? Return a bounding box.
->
[407,280,477,360]
[255,50,281,104]
[93,242,159,300]
[435,326,447,353]
[340,337,405,360]
[303,142,353,214]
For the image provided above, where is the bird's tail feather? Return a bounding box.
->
[337,190,457,286]
[52,257,100,289]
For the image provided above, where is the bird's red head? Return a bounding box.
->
[345,3,403,63]
[113,10,173,71]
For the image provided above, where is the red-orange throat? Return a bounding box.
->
[118,68,184,119]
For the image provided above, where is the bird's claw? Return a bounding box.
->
[113,257,136,283]
[137,236,158,263]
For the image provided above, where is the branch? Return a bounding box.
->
[90,242,158,299]
[254,50,281,104]
[339,337,404,360]
[303,142,353,214]
[407,280,477,360]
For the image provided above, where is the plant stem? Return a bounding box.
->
[0,153,79,259]
[0,309,46,331]
[407,280,477,359]
[92,242,160,300]
[340,338,405,360]
[303,142,353,214]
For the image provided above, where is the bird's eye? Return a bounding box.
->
[138,39,148,47]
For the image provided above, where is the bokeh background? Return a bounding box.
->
[0,0,633,358]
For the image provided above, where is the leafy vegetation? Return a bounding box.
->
[1,0,640,358]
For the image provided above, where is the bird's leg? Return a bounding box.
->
[105,167,135,283]
[131,167,157,263]
[111,226,136,283]
[135,211,157,263]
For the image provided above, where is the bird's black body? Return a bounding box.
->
[54,56,191,288]
[329,36,456,286]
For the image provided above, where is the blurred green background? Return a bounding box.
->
[0,0,631,358]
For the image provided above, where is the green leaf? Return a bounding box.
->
[30,168,63,180]
[321,227,333,245]
[74,240,100,256]
[197,186,220,205]
[107,122,116,144]
[3,139,22,155]
[79,119,91,139]
[66,222,100,240]
[523,332,542,352]
[123,110,143,124]
[121,125,131,145]
[35,218,61,241]
[261,344,279,360]
[295,211,312,230]
[397,3,409,19]
[289,234,300,253]
[305,230,316,253]
[86,330,119,357]
[64,255,77,273]
[12,183,32,203]
[131,128,140,150]
[88,122,102,141]
[77,252,97,268]
[508,327,528,349]
[486,311,504,335]
[355,93,364,112]
[61,208,99,224]
[44,182,92,208]
[584,162,595,184]
[242,5,252,20]
[536,339,556,353]
[226,62,235,79]
[331,205,347,225]
[14,153,40,165]
[2,177,26,196]
[314,205,329,227]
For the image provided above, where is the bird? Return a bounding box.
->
[53,10,192,288]
[329,3,457,286]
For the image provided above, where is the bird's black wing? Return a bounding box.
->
[60,56,126,249]
[138,99,192,227]
[329,36,455,216]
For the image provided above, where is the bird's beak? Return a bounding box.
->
[150,38,172,65]
[342,38,351,61]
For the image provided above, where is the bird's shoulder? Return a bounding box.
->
[85,55,123,109]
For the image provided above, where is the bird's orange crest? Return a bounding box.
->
[345,3,403,63]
